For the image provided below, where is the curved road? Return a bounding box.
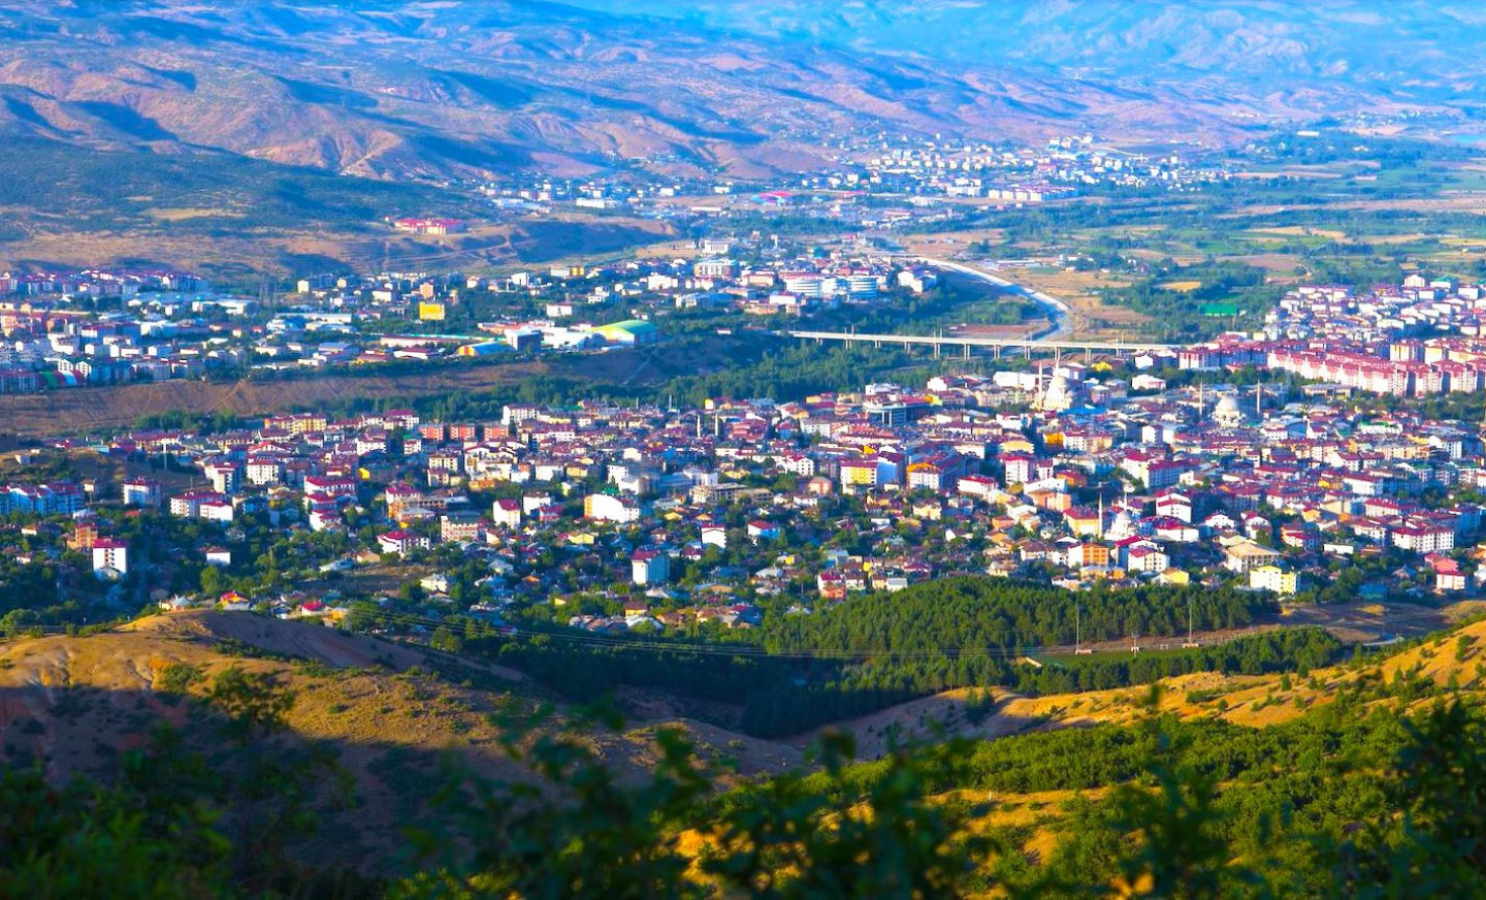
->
[918,256,1075,342]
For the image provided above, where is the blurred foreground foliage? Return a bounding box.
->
[7,668,1486,898]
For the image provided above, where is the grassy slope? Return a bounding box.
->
[0,136,674,280]
[792,617,1486,759]
[0,611,800,871]
[3,608,1483,878]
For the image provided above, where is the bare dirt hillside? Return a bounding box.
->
[4,1,1475,188]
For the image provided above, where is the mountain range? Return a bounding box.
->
[3,1,1485,189]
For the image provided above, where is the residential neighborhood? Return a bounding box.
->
[10,266,1486,639]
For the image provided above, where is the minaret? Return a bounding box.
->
[1098,493,1105,539]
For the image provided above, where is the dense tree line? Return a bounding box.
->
[473,632,790,706]
[736,628,1339,738]
[759,577,1273,656]
[448,579,1323,739]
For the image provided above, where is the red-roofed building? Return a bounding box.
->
[491,498,522,529]
[91,537,128,577]
[378,530,430,555]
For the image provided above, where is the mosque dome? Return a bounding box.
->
[1039,375,1073,411]
[1212,393,1245,427]
[1106,510,1135,541]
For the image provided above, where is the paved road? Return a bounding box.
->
[919,257,1075,342]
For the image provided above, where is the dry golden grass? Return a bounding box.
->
[760,617,1486,890]
[792,616,1486,761]
[898,229,1010,257]
[1235,252,1305,273]
[1363,233,1433,245]
[1246,225,1348,239]
[52,612,798,765]
[141,208,246,222]
[7,606,1486,883]
[0,361,544,437]
[0,325,755,437]
[634,240,702,260]
[1232,166,1348,181]
[1,216,675,279]
[993,267,1149,340]
[0,610,803,868]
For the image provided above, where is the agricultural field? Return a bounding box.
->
[890,142,1486,339]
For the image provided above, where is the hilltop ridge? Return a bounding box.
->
[3,0,1483,192]
[0,611,800,867]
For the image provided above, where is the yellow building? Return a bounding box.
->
[840,460,878,487]
[1249,565,1299,595]
[1065,508,1102,537]
[419,302,446,321]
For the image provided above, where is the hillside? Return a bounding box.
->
[4,0,1485,191]
[0,610,800,872]
[6,605,1476,791]
[6,1,1486,277]
[0,132,675,280]
[817,615,1486,759]
[5,606,1486,889]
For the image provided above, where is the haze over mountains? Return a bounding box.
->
[2,1,1484,188]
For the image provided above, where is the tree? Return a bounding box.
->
[206,666,295,748]
[430,627,464,653]
[199,566,223,598]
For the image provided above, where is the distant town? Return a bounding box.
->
[467,132,1235,233]
[3,252,1486,636]
[1,121,1484,638]
[8,254,1486,400]
[0,248,939,392]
